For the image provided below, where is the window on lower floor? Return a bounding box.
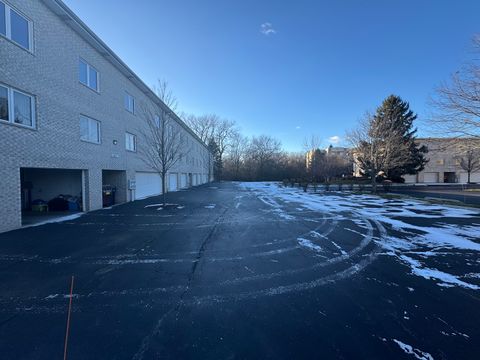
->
[80,115,101,143]
[126,132,136,151]
[0,84,35,128]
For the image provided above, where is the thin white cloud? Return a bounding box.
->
[295,126,301,130]
[260,22,276,36]
[328,135,341,144]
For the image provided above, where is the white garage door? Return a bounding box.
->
[135,172,162,199]
[169,173,178,192]
[460,172,480,183]
[192,174,197,186]
[423,172,439,183]
[180,173,187,189]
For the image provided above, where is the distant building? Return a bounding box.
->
[403,138,480,184]
[325,145,350,159]
[352,138,480,183]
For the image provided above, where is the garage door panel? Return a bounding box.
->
[460,172,480,183]
[136,172,162,200]
[169,173,178,192]
[180,174,187,189]
[423,172,438,183]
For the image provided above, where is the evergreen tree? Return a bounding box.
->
[373,95,428,181]
[208,139,222,180]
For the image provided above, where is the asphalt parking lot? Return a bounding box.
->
[0,182,479,359]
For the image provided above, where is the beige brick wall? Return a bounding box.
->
[0,0,212,232]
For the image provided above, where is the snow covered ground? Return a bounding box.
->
[240,182,480,291]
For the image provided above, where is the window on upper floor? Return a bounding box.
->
[126,132,137,152]
[124,92,135,114]
[0,1,32,51]
[80,115,101,144]
[79,59,99,92]
[0,83,35,128]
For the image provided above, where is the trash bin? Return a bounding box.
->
[102,185,116,207]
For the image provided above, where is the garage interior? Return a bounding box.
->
[102,170,127,207]
[20,168,84,226]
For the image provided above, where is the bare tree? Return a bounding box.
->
[303,135,322,153]
[183,114,218,144]
[245,135,284,180]
[430,35,480,138]
[183,113,238,179]
[139,81,189,206]
[348,113,410,192]
[224,132,249,180]
[184,114,237,157]
[139,105,189,206]
[455,142,480,183]
[152,79,178,111]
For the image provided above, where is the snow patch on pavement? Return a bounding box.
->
[392,339,434,360]
[23,213,84,228]
[240,182,480,291]
[297,237,323,253]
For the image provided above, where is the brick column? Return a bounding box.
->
[84,168,103,211]
[0,167,21,233]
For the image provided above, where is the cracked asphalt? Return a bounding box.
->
[0,182,479,359]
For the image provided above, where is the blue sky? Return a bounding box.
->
[64,0,480,151]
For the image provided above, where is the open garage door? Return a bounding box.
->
[180,173,188,189]
[20,168,84,226]
[169,173,178,192]
[135,172,162,199]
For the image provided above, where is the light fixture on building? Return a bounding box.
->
[113,140,118,145]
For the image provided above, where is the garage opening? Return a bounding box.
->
[102,170,127,207]
[443,172,456,183]
[20,168,84,226]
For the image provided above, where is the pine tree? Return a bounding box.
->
[208,139,222,180]
[373,95,428,182]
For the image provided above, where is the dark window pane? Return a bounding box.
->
[0,3,6,36]
[10,9,29,49]
[0,86,8,121]
[13,91,32,127]
[79,60,88,85]
[89,67,98,90]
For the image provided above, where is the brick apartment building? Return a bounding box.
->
[0,0,213,233]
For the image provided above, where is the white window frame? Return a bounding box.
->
[124,92,135,114]
[79,115,101,144]
[125,132,137,152]
[0,83,36,129]
[79,58,100,92]
[0,1,33,52]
